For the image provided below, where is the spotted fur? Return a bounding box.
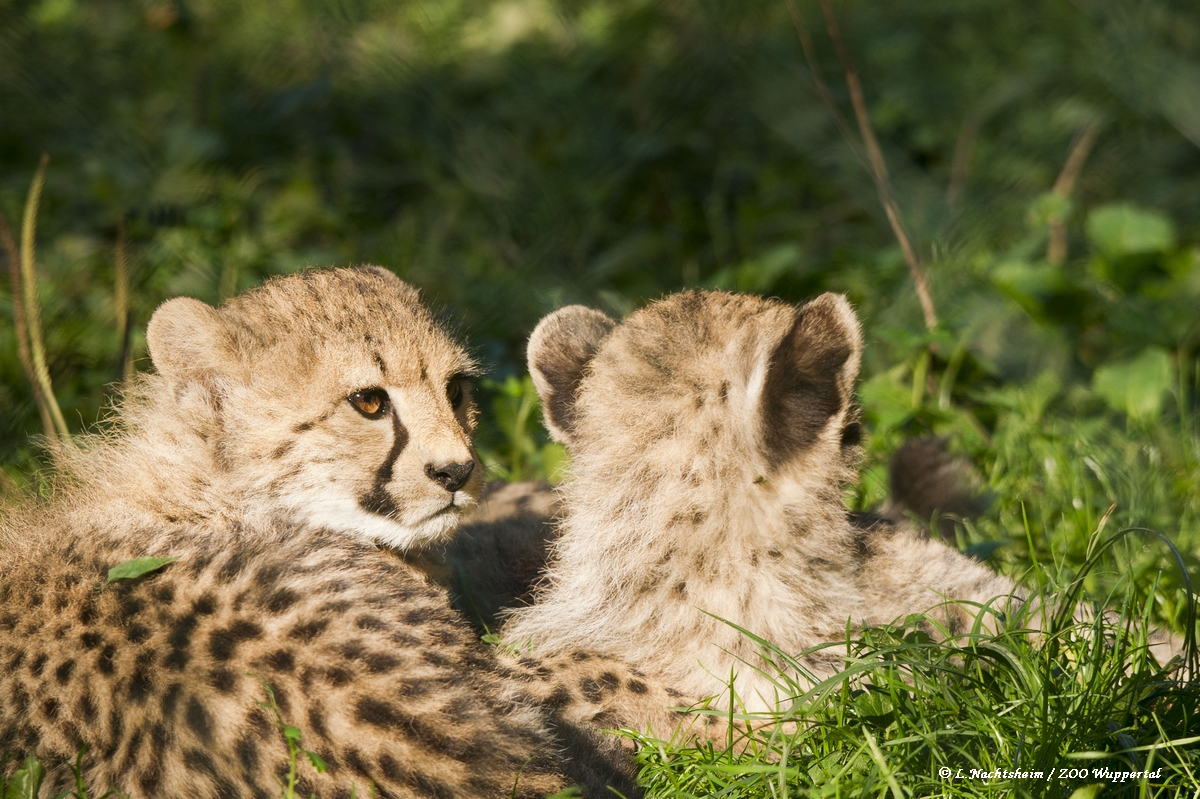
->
[504,291,1021,715]
[0,267,637,797]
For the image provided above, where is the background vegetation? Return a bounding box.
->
[2,0,1199,795]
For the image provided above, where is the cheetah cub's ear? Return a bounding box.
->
[146,297,237,395]
[527,306,616,445]
[758,292,862,465]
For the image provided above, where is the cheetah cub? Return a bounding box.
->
[0,267,653,798]
[503,290,1020,715]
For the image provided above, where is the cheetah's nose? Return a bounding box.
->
[425,460,475,493]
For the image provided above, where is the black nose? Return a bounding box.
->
[425,460,475,493]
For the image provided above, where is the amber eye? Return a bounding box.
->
[348,388,390,419]
[447,376,467,410]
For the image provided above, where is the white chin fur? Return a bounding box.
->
[298,495,468,551]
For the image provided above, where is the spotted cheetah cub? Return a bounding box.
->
[0,267,661,798]
[503,290,1020,715]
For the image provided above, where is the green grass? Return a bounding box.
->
[626,564,1199,798]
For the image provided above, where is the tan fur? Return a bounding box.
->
[0,267,634,797]
[504,290,1020,715]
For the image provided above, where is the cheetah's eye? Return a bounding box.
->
[447,376,467,410]
[348,388,390,419]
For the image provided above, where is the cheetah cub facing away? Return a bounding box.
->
[504,290,1018,715]
[0,267,653,798]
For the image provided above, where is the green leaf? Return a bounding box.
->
[1086,204,1176,256]
[283,725,303,743]
[105,556,179,583]
[1092,347,1174,421]
[4,756,46,799]
[859,371,913,432]
[304,750,328,773]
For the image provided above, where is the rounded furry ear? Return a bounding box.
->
[527,306,616,445]
[759,292,863,464]
[146,297,231,384]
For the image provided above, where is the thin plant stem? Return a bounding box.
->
[114,215,133,380]
[0,209,58,445]
[817,0,938,332]
[20,154,72,445]
[1047,121,1100,266]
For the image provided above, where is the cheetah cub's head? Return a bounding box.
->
[528,291,863,513]
[145,266,482,550]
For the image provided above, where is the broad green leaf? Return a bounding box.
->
[105,556,179,583]
[284,725,303,743]
[1086,204,1176,256]
[4,756,46,799]
[859,372,913,432]
[1092,347,1174,421]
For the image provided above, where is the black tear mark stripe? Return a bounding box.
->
[372,351,388,376]
[359,404,408,518]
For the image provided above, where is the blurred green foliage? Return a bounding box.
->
[1,0,1199,608]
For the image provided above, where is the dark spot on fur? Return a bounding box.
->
[307,706,328,738]
[208,620,263,661]
[262,649,295,673]
[378,752,402,780]
[119,594,143,618]
[628,679,648,694]
[373,351,388,375]
[236,735,259,772]
[42,697,60,721]
[363,652,401,673]
[263,588,301,614]
[271,440,295,459]
[78,602,96,625]
[78,694,97,723]
[289,618,329,642]
[355,615,387,630]
[193,593,217,615]
[767,549,782,558]
[580,678,603,703]
[672,581,688,597]
[162,682,183,718]
[217,553,246,583]
[208,668,237,693]
[138,766,161,796]
[126,623,150,644]
[344,747,368,773]
[153,584,175,603]
[544,686,572,711]
[324,667,353,686]
[570,651,592,662]
[97,644,117,674]
[54,659,75,684]
[186,697,213,744]
[293,420,316,433]
[598,671,620,692]
[130,666,154,702]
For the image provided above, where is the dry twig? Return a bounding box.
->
[114,215,134,379]
[792,0,937,331]
[1047,121,1100,266]
[17,154,72,444]
[0,210,58,446]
